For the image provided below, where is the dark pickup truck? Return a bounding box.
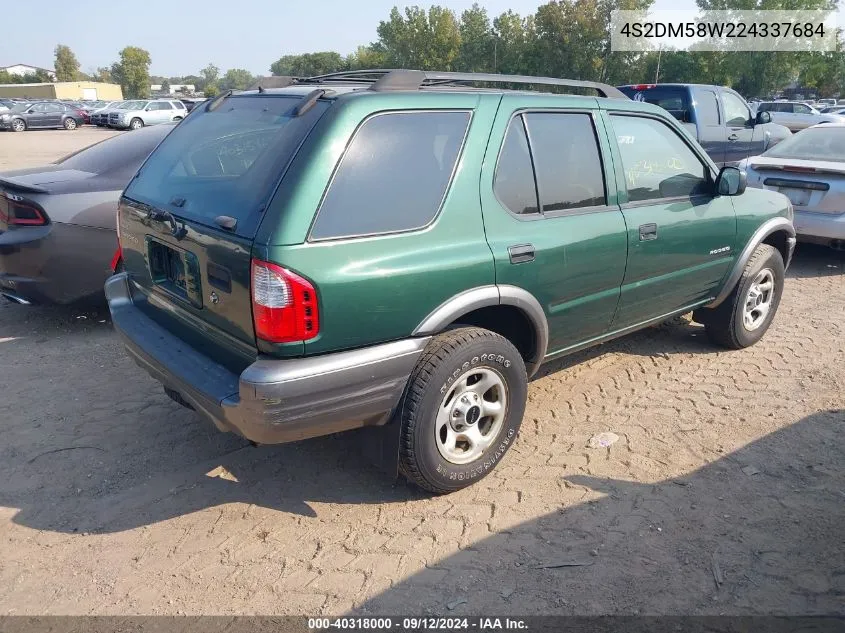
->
[618,83,791,167]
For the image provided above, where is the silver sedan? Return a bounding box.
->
[739,124,845,249]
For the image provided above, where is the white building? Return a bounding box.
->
[0,64,57,80]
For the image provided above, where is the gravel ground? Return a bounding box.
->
[0,129,843,616]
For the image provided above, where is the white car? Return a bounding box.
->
[740,124,845,248]
[107,99,187,130]
[754,101,845,132]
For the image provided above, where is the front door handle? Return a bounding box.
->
[508,244,535,264]
[728,133,739,141]
[639,223,658,241]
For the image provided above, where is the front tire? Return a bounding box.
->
[695,243,784,349]
[11,118,25,132]
[129,118,143,130]
[397,327,527,494]
[63,118,77,130]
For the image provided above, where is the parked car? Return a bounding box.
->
[90,101,124,126]
[0,102,85,132]
[108,99,187,130]
[820,106,845,115]
[0,124,173,304]
[617,83,791,166]
[107,70,795,493]
[740,124,845,249]
[754,101,845,131]
[816,98,837,108]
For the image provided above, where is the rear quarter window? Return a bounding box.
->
[309,110,471,241]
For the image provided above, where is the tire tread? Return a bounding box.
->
[398,327,521,494]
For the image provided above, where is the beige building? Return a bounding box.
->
[0,81,123,100]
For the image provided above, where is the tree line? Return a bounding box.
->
[269,0,844,98]
[19,0,845,101]
[45,45,257,99]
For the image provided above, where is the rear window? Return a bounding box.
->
[123,95,329,237]
[309,111,471,240]
[619,86,691,122]
[57,124,172,176]
[762,126,845,162]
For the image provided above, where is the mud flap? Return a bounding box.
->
[357,416,401,479]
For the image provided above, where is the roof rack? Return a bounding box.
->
[298,69,628,99]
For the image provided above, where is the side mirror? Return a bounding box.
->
[756,110,772,125]
[716,166,747,196]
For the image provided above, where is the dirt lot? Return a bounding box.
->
[0,128,122,171]
[0,130,843,616]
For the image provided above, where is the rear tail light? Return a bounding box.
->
[251,259,319,343]
[0,194,48,226]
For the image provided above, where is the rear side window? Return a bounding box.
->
[494,117,539,215]
[692,88,720,126]
[123,95,329,238]
[524,112,606,212]
[309,111,470,241]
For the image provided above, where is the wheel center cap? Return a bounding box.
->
[465,405,481,425]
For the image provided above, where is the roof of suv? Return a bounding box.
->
[220,69,630,101]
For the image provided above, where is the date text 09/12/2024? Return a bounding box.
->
[308,617,529,631]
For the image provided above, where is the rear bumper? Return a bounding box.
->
[105,273,428,444]
[794,210,845,241]
[0,224,114,304]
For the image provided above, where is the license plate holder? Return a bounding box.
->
[146,237,203,308]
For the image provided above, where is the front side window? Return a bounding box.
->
[611,115,710,202]
[524,112,606,212]
[723,92,751,126]
[310,111,470,240]
[494,117,539,215]
[793,103,812,114]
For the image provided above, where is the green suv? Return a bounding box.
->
[106,70,796,493]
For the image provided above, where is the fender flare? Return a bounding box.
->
[706,216,796,309]
[413,284,549,377]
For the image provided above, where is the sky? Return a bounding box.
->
[0,0,828,78]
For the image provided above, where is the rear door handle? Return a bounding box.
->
[639,223,658,241]
[508,244,535,264]
[728,133,739,141]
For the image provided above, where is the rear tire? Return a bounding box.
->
[129,118,143,130]
[397,327,527,494]
[695,244,784,349]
